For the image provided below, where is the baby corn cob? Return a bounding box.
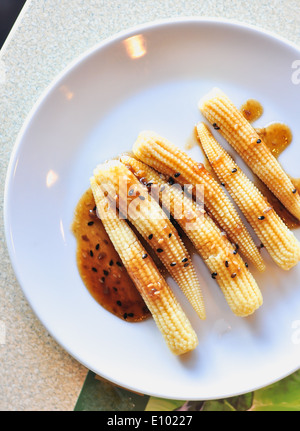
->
[197,122,300,270]
[90,177,198,355]
[93,160,206,320]
[133,130,265,272]
[198,88,300,221]
[120,155,263,317]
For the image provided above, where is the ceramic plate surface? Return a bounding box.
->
[4,18,300,400]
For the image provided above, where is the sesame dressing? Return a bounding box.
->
[254,179,300,230]
[71,188,150,322]
[240,99,264,123]
[256,123,293,158]
[239,99,299,230]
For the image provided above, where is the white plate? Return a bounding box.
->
[4,18,300,400]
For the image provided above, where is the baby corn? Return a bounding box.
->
[197,122,300,270]
[93,160,206,320]
[198,88,300,221]
[90,177,198,355]
[120,155,263,317]
[133,130,265,272]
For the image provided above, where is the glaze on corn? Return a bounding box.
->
[196,122,300,270]
[198,88,300,221]
[93,160,206,320]
[120,155,263,317]
[90,177,198,354]
[132,130,265,271]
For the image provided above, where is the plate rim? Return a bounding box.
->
[4,16,300,401]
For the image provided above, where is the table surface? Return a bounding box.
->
[1,0,300,411]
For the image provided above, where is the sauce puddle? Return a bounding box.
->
[254,179,300,230]
[71,188,150,322]
[239,102,299,230]
[189,102,299,230]
[255,123,293,158]
[240,99,264,123]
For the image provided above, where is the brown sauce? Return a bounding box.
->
[240,100,299,230]
[253,122,299,229]
[71,188,150,322]
[256,123,293,158]
[254,179,300,230]
[185,126,198,150]
[240,99,264,123]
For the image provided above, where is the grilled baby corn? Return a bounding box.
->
[133,130,265,272]
[90,177,198,355]
[93,160,206,320]
[198,88,300,221]
[120,155,263,317]
[197,122,300,270]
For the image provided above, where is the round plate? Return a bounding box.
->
[4,18,300,400]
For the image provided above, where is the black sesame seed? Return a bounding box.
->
[174,172,181,178]
[127,313,134,317]
[101,276,105,282]
[93,205,97,211]
[184,262,189,267]
[213,123,220,130]
[123,313,128,319]
[170,262,176,267]
[292,189,297,194]
[256,139,262,144]
[182,257,188,262]
[139,195,146,200]
[116,300,122,306]
[221,182,226,187]
[113,287,118,292]
[225,261,229,268]
[245,262,249,268]
[95,243,100,250]
[148,234,153,240]
[116,261,123,267]
[260,243,265,249]
[235,244,239,250]
[232,168,238,173]
[231,273,237,279]
[87,221,94,226]
[89,250,94,257]
[233,250,238,255]
[142,253,148,259]
[168,233,172,238]
[168,177,175,185]
[258,216,265,220]
[109,259,114,266]
[103,269,109,276]
[212,272,218,279]
[92,267,97,272]
[157,248,164,253]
